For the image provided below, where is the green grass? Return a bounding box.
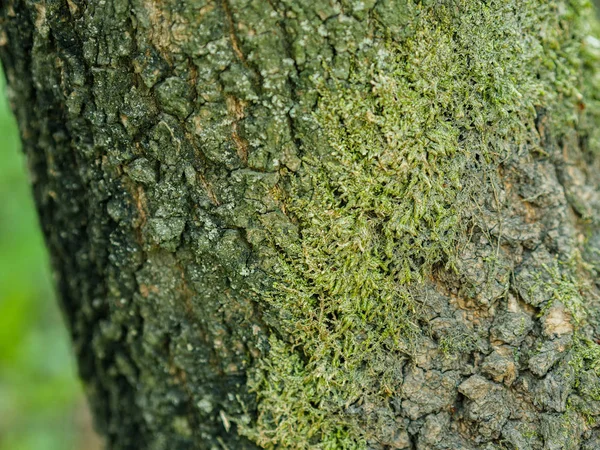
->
[0,65,93,450]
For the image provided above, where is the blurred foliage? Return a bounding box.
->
[0,66,95,449]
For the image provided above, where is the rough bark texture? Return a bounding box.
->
[2,0,600,449]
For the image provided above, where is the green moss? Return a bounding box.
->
[571,335,600,388]
[538,257,587,322]
[241,337,366,449]
[578,8,600,156]
[439,332,478,358]
[241,0,600,447]
[549,336,600,443]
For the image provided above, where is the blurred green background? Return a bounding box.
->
[0,66,101,449]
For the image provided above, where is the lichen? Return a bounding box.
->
[241,0,600,447]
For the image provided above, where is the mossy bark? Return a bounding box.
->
[2,0,600,449]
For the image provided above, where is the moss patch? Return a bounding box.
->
[242,0,600,447]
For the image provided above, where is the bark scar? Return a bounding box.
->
[222,0,247,64]
[226,95,248,164]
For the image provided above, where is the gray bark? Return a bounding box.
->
[2,0,600,449]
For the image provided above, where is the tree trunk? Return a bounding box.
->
[2,0,600,448]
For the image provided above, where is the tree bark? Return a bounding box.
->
[2,0,600,448]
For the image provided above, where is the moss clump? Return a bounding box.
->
[571,335,600,387]
[242,0,599,447]
[580,13,600,155]
[537,257,588,322]
[438,331,479,358]
[552,336,600,441]
[242,337,367,449]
